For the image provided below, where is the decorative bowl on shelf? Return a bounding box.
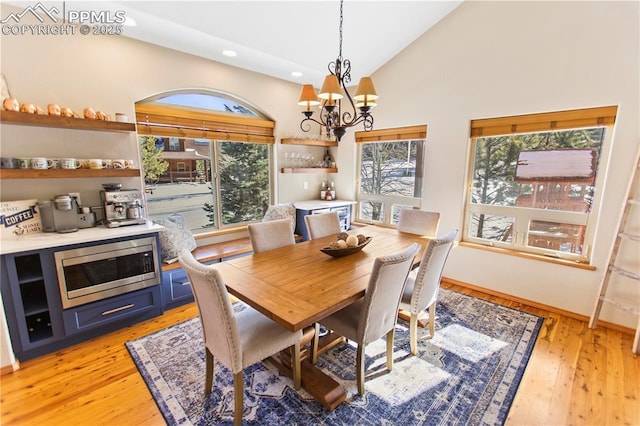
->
[320,236,372,258]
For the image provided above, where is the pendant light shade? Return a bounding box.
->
[318,75,344,101]
[297,84,320,111]
[354,77,378,108]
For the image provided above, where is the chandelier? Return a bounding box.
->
[297,0,377,142]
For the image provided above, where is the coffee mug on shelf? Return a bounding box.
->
[115,113,129,123]
[77,159,89,169]
[125,159,135,169]
[31,157,54,169]
[102,159,112,169]
[17,158,31,169]
[0,157,16,169]
[88,159,103,169]
[61,158,81,169]
[49,158,61,169]
[112,159,126,169]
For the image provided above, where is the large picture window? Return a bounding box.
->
[355,125,426,226]
[464,106,617,262]
[136,90,274,233]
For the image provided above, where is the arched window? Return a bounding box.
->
[136,89,274,233]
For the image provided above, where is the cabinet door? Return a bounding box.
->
[162,268,194,308]
[295,209,312,241]
[0,249,64,353]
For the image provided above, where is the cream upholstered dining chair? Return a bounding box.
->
[311,243,420,395]
[178,249,302,426]
[304,211,341,240]
[397,209,441,237]
[399,229,458,355]
[247,218,295,253]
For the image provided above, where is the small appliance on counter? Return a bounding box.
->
[51,195,79,233]
[77,207,96,229]
[39,195,97,233]
[100,183,147,228]
[38,200,56,232]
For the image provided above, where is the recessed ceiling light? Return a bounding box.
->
[222,50,238,57]
[291,71,303,78]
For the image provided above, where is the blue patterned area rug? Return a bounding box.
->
[126,288,542,425]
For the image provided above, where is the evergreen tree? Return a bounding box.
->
[139,136,169,184]
[217,141,269,225]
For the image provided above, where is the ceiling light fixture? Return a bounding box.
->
[222,50,238,57]
[297,0,377,142]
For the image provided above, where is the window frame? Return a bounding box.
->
[462,106,617,263]
[355,125,427,227]
[136,89,275,234]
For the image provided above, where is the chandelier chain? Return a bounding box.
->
[338,0,343,60]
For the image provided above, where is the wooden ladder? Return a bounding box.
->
[589,143,640,354]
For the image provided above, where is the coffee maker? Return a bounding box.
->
[50,195,79,233]
[100,188,146,227]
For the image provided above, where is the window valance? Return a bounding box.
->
[135,104,275,144]
[470,105,618,138]
[355,125,427,143]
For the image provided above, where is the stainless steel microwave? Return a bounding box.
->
[54,236,160,309]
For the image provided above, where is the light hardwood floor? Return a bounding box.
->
[1,282,638,425]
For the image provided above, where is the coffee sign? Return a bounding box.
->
[0,199,42,238]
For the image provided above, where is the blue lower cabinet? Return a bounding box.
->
[62,285,163,335]
[162,268,194,309]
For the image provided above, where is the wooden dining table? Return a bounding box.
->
[213,225,429,410]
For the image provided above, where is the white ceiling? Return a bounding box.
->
[105,1,463,87]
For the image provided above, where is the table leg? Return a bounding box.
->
[268,326,347,411]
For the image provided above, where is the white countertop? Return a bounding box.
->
[0,222,163,255]
[293,200,356,210]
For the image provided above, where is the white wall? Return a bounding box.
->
[365,0,639,327]
[0,21,322,203]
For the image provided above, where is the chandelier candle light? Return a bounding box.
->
[297,0,378,142]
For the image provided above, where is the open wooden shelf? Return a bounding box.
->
[0,110,136,133]
[0,168,141,179]
[281,138,338,147]
[280,167,338,174]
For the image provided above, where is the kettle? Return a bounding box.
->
[126,202,142,219]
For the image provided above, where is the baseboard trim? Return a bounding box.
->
[1,360,20,376]
[441,276,635,336]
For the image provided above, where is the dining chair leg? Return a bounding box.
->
[205,348,214,395]
[386,329,395,371]
[356,345,366,395]
[409,314,418,355]
[292,341,301,390]
[311,323,320,364]
[428,303,436,337]
[233,371,244,426]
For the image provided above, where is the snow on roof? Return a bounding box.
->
[515,149,596,180]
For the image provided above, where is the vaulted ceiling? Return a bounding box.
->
[109,1,463,86]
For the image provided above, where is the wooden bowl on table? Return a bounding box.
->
[320,236,372,258]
